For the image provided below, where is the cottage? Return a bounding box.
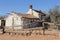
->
[4,5,46,30]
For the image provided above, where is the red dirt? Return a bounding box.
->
[0,30,60,40]
[0,34,60,40]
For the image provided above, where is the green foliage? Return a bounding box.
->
[45,15,51,22]
[48,6,60,23]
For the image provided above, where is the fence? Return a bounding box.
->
[1,22,60,36]
[4,27,44,36]
[43,22,60,30]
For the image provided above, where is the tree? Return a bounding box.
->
[49,6,60,23]
[45,14,51,22]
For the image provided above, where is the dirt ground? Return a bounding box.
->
[0,30,60,40]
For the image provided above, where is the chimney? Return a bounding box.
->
[30,5,32,9]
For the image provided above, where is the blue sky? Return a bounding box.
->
[0,0,60,16]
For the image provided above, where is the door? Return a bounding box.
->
[1,20,5,27]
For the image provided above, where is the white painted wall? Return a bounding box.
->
[14,17,22,26]
[5,13,23,29]
[5,15,13,27]
[0,20,1,26]
[33,11,39,18]
[27,9,33,14]
[27,9,39,18]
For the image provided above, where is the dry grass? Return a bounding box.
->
[0,30,60,40]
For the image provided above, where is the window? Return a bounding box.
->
[30,21,33,23]
[39,15,44,20]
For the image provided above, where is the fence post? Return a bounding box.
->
[42,22,45,35]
